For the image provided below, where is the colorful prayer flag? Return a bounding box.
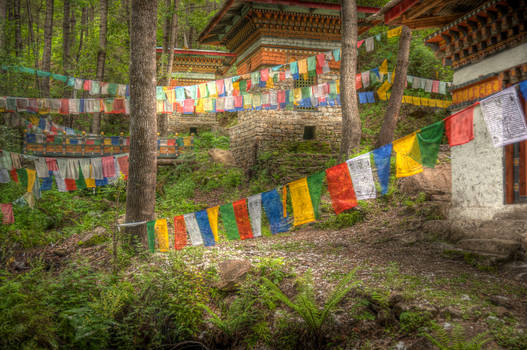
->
[393,133,423,178]
[184,213,203,246]
[372,144,392,195]
[247,194,262,237]
[146,221,156,253]
[307,172,324,220]
[233,199,254,240]
[444,104,475,146]
[325,163,358,214]
[261,189,290,234]
[155,218,169,252]
[173,215,187,250]
[219,203,240,240]
[206,206,220,242]
[1,203,14,224]
[416,121,444,167]
[289,178,315,226]
[195,210,216,246]
[346,153,377,200]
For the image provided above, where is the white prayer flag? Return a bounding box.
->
[346,153,377,200]
[184,213,203,246]
[248,194,262,237]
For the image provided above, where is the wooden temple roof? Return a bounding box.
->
[199,0,379,46]
[155,47,236,76]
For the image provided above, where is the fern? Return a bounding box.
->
[424,325,491,350]
[199,298,256,340]
[262,268,359,343]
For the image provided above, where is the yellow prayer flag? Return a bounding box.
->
[85,165,96,188]
[266,78,274,89]
[411,96,420,106]
[26,169,36,193]
[336,79,340,94]
[393,132,423,178]
[379,59,388,75]
[183,136,192,146]
[195,98,204,114]
[203,97,213,112]
[104,138,112,145]
[377,80,392,101]
[199,83,208,98]
[293,88,302,103]
[207,206,220,242]
[29,115,40,125]
[289,178,315,226]
[164,88,176,104]
[387,26,402,38]
[298,59,308,75]
[155,218,169,252]
[232,81,240,94]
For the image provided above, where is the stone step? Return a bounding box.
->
[449,219,527,241]
[456,238,521,258]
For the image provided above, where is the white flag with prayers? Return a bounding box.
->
[346,153,376,200]
[184,213,203,246]
[480,86,527,147]
[248,194,262,237]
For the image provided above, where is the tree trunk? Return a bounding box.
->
[91,0,108,134]
[63,0,71,75]
[13,0,21,56]
[339,0,360,159]
[41,0,53,97]
[0,0,6,52]
[76,7,87,64]
[158,0,178,137]
[158,0,171,77]
[376,26,412,148]
[125,0,158,249]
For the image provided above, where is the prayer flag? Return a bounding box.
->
[393,133,423,178]
[357,40,364,48]
[416,121,444,167]
[117,155,129,179]
[480,86,527,147]
[365,37,374,52]
[333,48,340,61]
[16,168,28,189]
[26,169,36,193]
[298,59,308,75]
[247,194,262,237]
[307,172,324,220]
[325,163,358,214]
[444,104,475,146]
[102,156,115,178]
[262,189,290,234]
[207,206,220,242]
[173,215,187,250]
[356,74,362,90]
[155,218,169,252]
[195,210,216,246]
[379,59,388,76]
[1,203,14,224]
[282,185,287,218]
[316,53,325,75]
[372,144,392,195]
[346,153,376,200]
[289,177,315,226]
[146,221,156,253]
[307,56,317,77]
[290,61,299,80]
[387,26,402,38]
[361,71,370,88]
[233,199,254,240]
[184,213,203,246]
[219,203,240,240]
[76,166,87,190]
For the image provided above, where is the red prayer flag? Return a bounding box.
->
[174,215,187,250]
[1,203,14,224]
[113,98,126,114]
[65,178,77,191]
[46,158,58,171]
[117,155,129,179]
[232,199,254,240]
[279,70,285,81]
[357,40,365,48]
[60,99,69,114]
[316,53,325,75]
[444,104,476,146]
[9,169,18,183]
[83,80,91,91]
[260,68,269,82]
[102,156,115,178]
[356,74,362,89]
[325,163,358,214]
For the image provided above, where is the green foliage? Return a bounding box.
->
[486,316,527,349]
[315,209,365,230]
[199,299,257,343]
[193,131,230,151]
[262,268,359,344]
[423,325,491,350]
[399,311,432,334]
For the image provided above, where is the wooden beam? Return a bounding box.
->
[404,1,440,20]
[401,14,460,28]
[384,0,420,23]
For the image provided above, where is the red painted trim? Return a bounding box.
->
[155,48,236,57]
[384,0,419,23]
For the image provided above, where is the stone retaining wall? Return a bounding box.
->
[167,113,219,134]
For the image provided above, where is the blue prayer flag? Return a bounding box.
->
[261,189,290,234]
[520,80,527,100]
[372,143,392,195]
[195,210,216,247]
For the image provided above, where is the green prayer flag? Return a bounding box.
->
[37,70,51,77]
[329,82,337,97]
[108,83,118,96]
[147,221,156,253]
[301,86,311,100]
[18,66,35,74]
[307,172,324,220]
[239,80,247,92]
[52,73,68,82]
[370,70,378,85]
[416,121,445,168]
[76,167,87,190]
[219,203,240,240]
[16,168,28,189]
[307,56,317,77]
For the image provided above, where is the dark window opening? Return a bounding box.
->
[303,126,316,140]
[189,127,198,135]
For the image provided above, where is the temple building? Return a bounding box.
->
[156,47,235,134]
[199,0,378,168]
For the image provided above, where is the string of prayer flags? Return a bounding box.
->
[346,153,377,200]
[233,199,254,240]
[416,121,445,167]
[155,219,170,252]
[247,194,262,237]
[195,210,216,246]
[184,213,203,246]
[307,172,324,220]
[1,203,14,224]
[372,144,393,195]
[289,178,316,226]
[393,133,423,178]
[219,203,240,240]
[206,206,220,242]
[325,163,358,214]
[147,221,156,253]
[173,215,188,250]
[387,26,402,38]
[444,104,475,146]
[480,86,527,147]
[261,189,290,234]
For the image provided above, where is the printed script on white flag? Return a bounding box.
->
[480,86,527,147]
[346,153,377,200]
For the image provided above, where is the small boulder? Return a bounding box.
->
[216,259,252,291]
[399,166,451,195]
[208,148,237,167]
